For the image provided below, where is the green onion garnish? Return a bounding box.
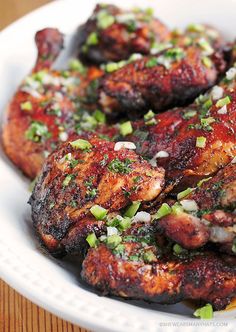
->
[90,204,108,220]
[143,250,157,263]
[144,110,155,121]
[86,32,99,46]
[194,304,213,319]
[106,234,122,249]
[177,187,193,200]
[69,59,86,74]
[154,203,172,219]
[62,174,73,187]
[20,101,32,111]
[202,57,212,68]
[216,96,231,108]
[196,136,206,148]
[70,139,92,150]
[120,121,133,136]
[118,217,131,231]
[173,243,185,255]
[93,110,106,123]
[86,233,98,248]
[124,201,141,218]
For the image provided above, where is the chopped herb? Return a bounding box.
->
[177,187,194,200]
[173,243,186,255]
[144,110,155,121]
[194,304,213,319]
[70,200,78,208]
[118,217,131,231]
[106,234,122,249]
[86,32,99,46]
[86,188,98,199]
[154,203,172,219]
[93,109,106,123]
[146,57,158,68]
[63,174,74,187]
[133,176,142,183]
[86,233,99,248]
[113,244,125,257]
[25,121,51,142]
[182,110,197,119]
[120,121,133,136]
[97,10,115,29]
[20,101,32,111]
[196,136,206,148]
[197,177,212,187]
[100,154,108,167]
[70,139,92,150]
[143,250,157,263]
[90,204,107,220]
[202,56,212,68]
[124,201,141,218]
[216,96,231,108]
[69,59,86,74]
[108,158,133,174]
[171,203,184,215]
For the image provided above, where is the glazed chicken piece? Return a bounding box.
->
[127,65,236,188]
[99,44,226,118]
[82,221,236,310]
[29,136,165,256]
[2,28,107,179]
[155,161,236,252]
[78,4,170,64]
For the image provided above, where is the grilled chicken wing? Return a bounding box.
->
[156,161,236,251]
[127,65,236,188]
[2,28,107,179]
[29,136,165,256]
[78,4,170,64]
[82,221,236,310]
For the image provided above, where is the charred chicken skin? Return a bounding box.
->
[78,4,170,64]
[82,221,236,310]
[155,161,236,251]
[29,136,165,256]
[98,28,226,118]
[127,66,236,188]
[2,28,107,179]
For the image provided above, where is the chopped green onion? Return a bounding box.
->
[194,304,213,319]
[216,96,231,108]
[25,121,51,142]
[173,243,185,255]
[196,136,207,148]
[105,62,119,72]
[197,38,214,55]
[62,174,73,187]
[202,56,212,68]
[232,238,236,253]
[171,203,184,215]
[97,10,115,29]
[154,203,171,219]
[200,117,215,127]
[106,234,122,249]
[165,47,185,60]
[197,177,212,187]
[146,58,158,68]
[143,250,157,263]
[93,109,106,123]
[202,98,213,110]
[118,217,131,231]
[177,187,193,200]
[70,139,92,150]
[86,32,99,46]
[120,121,133,136]
[20,101,32,111]
[90,204,108,220]
[124,201,141,218]
[187,23,205,32]
[144,110,155,121]
[86,233,98,248]
[108,158,133,174]
[69,59,86,74]
[182,110,197,119]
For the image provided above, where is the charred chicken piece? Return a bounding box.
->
[82,221,236,311]
[29,136,165,256]
[2,28,107,179]
[156,162,236,251]
[99,45,226,118]
[127,66,236,188]
[78,4,170,64]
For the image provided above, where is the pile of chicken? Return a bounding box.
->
[3,4,236,317]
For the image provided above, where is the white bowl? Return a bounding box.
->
[0,0,236,331]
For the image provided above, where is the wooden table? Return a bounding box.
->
[0,1,90,331]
